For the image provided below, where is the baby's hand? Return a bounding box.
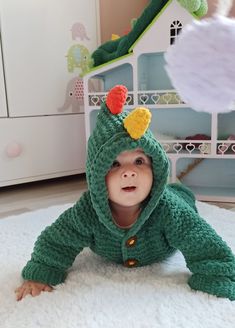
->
[15,280,53,301]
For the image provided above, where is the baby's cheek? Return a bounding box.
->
[106,171,118,191]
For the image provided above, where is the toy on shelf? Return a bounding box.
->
[92,0,207,67]
[111,18,137,41]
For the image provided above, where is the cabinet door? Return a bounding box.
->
[0,0,99,117]
[0,114,86,186]
[0,35,7,117]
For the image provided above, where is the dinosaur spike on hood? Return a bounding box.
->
[124,107,152,140]
[106,85,128,114]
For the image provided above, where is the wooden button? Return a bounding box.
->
[126,236,137,247]
[124,259,138,267]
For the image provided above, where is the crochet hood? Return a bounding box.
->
[86,85,169,237]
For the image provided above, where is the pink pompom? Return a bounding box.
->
[6,142,22,158]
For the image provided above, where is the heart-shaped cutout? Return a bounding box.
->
[162,143,170,153]
[90,95,99,106]
[173,143,183,153]
[218,144,229,154]
[101,95,106,103]
[140,94,149,104]
[231,144,235,153]
[198,143,210,154]
[162,93,172,104]
[186,143,195,153]
[174,93,181,104]
[126,95,132,105]
[151,94,160,104]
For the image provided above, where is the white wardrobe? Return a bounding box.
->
[0,0,100,186]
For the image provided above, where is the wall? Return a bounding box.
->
[99,0,149,43]
[205,0,232,16]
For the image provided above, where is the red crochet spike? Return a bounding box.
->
[106,85,128,114]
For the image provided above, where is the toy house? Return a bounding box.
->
[83,0,235,202]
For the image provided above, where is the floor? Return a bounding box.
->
[0,174,235,219]
[0,174,87,219]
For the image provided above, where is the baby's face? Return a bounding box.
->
[105,149,153,208]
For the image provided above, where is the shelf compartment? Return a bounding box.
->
[149,107,211,140]
[189,186,235,203]
[175,158,235,202]
[218,111,235,139]
[138,52,172,90]
[86,63,133,93]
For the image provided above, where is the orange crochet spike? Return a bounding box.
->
[124,107,151,140]
[106,85,128,114]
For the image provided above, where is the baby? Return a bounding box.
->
[15,85,235,301]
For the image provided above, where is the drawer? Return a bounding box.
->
[0,114,86,186]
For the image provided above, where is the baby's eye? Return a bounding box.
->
[135,157,145,165]
[111,160,120,168]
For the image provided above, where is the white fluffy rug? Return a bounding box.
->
[1,201,235,328]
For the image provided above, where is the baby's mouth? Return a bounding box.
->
[122,186,136,192]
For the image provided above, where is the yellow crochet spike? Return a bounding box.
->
[111,34,120,40]
[124,107,152,140]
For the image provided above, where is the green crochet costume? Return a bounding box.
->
[92,0,208,67]
[22,85,235,301]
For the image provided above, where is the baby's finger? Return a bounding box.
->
[14,286,23,293]
[15,288,26,301]
[21,288,32,300]
[43,285,53,292]
[31,287,42,297]
[15,290,22,301]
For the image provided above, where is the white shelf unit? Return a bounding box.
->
[84,78,235,202]
[83,0,235,202]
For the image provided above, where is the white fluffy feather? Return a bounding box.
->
[165,15,235,113]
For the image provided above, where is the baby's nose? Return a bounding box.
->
[121,170,137,179]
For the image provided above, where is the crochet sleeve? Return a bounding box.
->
[22,193,93,286]
[164,204,235,300]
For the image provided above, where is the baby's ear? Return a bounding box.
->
[106,85,128,114]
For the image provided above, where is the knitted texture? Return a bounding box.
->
[106,85,128,114]
[22,85,235,300]
[165,15,235,113]
[124,107,152,139]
